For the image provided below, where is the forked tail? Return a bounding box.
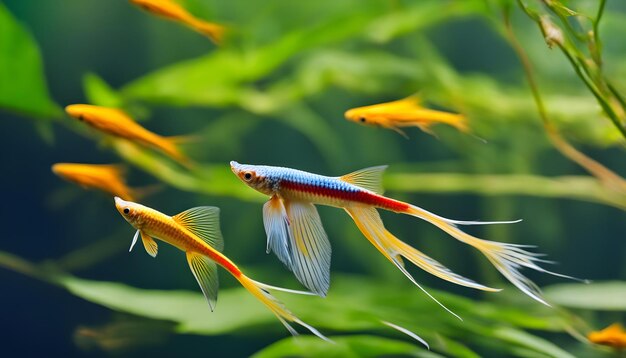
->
[345,205,500,320]
[405,204,582,305]
[237,274,330,341]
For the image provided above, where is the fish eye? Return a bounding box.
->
[244,172,252,181]
[360,117,366,123]
[123,208,130,214]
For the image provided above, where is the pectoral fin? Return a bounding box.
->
[283,200,331,297]
[262,195,292,267]
[186,252,219,311]
[141,232,158,258]
[129,230,140,252]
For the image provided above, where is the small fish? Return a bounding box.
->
[588,323,626,349]
[231,162,578,318]
[130,0,225,44]
[52,163,137,201]
[65,104,192,167]
[114,197,327,340]
[344,95,469,138]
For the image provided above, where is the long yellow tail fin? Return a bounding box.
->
[345,205,500,320]
[237,274,330,341]
[405,204,584,305]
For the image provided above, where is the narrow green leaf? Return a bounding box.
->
[544,282,626,311]
[0,3,61,119]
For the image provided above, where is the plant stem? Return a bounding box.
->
[502,7,626,192]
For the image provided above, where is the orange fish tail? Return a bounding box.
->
[450,113,470,133]
[404,204,582,305]
[236,274,329,340]
[190,20,225,44]
[163,137,194,168]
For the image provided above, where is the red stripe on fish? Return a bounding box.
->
[281,180,410,212]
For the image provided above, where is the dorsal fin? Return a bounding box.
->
[339,165,387,194]
[391,94,422,108]
[172,207,224,251]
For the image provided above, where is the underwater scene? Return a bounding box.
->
[1,0,626,356]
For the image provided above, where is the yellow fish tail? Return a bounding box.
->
[405,204,583,305]
[162,136,194,168]
[449,113,470,133]
[346,205,500,320]
[236,274,330,341]
[189,19,225,44]
[413,111,469,133]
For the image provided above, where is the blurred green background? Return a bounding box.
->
[1,0,625,356]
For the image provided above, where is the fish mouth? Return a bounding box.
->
[51,164,62,175]
[114,196,126,208]
[229,161,240,173]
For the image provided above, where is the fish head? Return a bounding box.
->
[65,104,109,128]
[51,163,75,180]
[115,197,145,228]
[344,109,372,127]
[230,161,274,195]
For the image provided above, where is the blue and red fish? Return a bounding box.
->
[230,162,578,317]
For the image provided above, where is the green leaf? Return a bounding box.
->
[253,335,432,358]
[83,72,123,109]
[544,281,626,311]
[490,327,576,358]
[0,3,61,119]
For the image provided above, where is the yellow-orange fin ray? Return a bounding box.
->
[173,206,224,251]
[406,204,586,306]
[141,231,158,258]
[237,275,331,342]
[187,252,219,311]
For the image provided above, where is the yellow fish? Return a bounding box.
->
[130,0,225,44]
[65,104,192,167]
[114,197,328,340]
[52,163,137,201]
[588,323,626,349]
[344,95,469,138]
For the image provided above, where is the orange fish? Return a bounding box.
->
[130,0,224,44]
[588,323,626,349]
[52,163,137,201]
[114,197,328,340]
[345,95,469,138]
[65,104,192,167]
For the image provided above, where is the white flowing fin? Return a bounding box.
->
[382,321,429,350]
[172,206,224,251]
[129,230,140,252]
[405,204,586,306]
[263,195,292,268]
[186,252,219,311]
[141,231,158,258]
[284,200,332,297]
[339,165,388,194]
